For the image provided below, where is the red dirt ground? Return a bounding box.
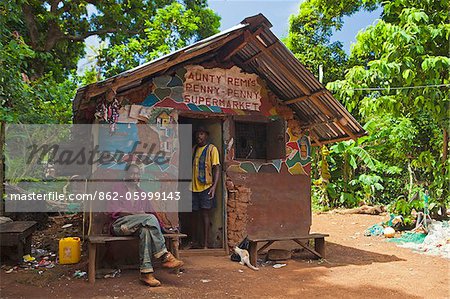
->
[1,213,449,299]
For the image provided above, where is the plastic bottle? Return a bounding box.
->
[59,237,81,264]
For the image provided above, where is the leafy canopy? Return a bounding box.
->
[288,0,449,209]
[1,1,220,123]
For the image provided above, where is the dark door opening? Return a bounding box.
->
[178,115,224,249]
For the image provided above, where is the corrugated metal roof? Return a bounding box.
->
[74,14,365,145]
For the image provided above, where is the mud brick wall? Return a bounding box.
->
[226,179,250,250]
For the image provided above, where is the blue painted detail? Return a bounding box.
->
[142,94,159,107]
[208,106,223,113]
[97,123,139,170]
[271,159,283,172]
[186,103,202,111]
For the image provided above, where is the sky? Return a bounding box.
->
[209,0,383,52]
[77,1,382,74]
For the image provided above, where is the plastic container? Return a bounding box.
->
[59,237,81,264]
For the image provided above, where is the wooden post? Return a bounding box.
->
[172,238,180,259]
[314,237,325,258]
[17,238,24,262]
[88,242,97,284]
[248,241,258,267]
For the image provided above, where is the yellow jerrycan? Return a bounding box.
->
[59,237,81,264]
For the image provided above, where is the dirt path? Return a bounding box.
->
[1,213,448,298]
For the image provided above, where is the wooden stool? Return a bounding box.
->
[0,221,37,263]
[248,233,329,266]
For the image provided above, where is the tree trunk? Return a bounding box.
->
[440,128,448,217]
[443,128,448,164]
[0,121,5,216]
[407,160,414,200]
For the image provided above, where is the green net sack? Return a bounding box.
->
[387,232,427,244]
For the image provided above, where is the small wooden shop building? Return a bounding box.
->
[73,14,365,256]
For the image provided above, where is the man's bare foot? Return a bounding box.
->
[140,273,161,287]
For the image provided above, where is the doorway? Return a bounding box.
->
[178,115,224,249]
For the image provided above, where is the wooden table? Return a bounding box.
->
[0,221,37,262]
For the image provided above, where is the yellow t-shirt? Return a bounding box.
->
[192,144,220,192]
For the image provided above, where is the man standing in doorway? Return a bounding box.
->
[192,126,220,249]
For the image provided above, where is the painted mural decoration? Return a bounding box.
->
[139,66,277,117]
[225,127,311,176]
[183,65,261,111]
[104,65,311,177]
[285,129,311,175]
[97,107,178,174]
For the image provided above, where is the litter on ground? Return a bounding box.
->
[388,220,450,259]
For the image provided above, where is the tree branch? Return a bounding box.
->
[21,4,41,50]
[50,0,60,13]
[65,29,119,41]
[57,0,73,14]
[65,28,140,41]
[44,20,64,51]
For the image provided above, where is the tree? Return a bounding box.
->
[4,0,220,81]
[288,0,449,209]
[327,0,449,205]
[99,2,220,77]
[1,1,220,123]
[285,0,378,84]
[1,1,76,124]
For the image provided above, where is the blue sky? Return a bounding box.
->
[209,0,382,52]
[77,1,382,73]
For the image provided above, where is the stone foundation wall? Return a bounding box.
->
[226,178,251,250]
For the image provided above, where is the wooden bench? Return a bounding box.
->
[0,221,37,263]
[88,233,187,284]
[248,233,329,266]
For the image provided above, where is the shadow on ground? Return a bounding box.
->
[291,241,405,267]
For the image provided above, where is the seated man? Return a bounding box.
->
[110,163,183,287]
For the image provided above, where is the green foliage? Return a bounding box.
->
[285,0,378,84]
[314,138,381,208]
[1,4,76,124]
[328,0,449,127]
[4,0,220,82]
[294,0,449,211]
[99,2,220,77]
[1,1,220,124]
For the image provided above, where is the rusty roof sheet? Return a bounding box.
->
[75,14,365,145]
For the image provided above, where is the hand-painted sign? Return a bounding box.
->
[183,65,262,111]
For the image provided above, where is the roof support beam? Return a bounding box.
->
[309,94,357,140]
[217,30,252,62]
[242,42,277,65]
[229,26,263,55]
[218,27,264,61]
[309,130,323,147]
[285,89,326,105]
[301,118,338,130]
[311,135,357,147]
[247,32,310,95]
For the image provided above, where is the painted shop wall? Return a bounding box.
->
[89,60,312,253]
[111,61,313,250]
[224,117,312,248]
